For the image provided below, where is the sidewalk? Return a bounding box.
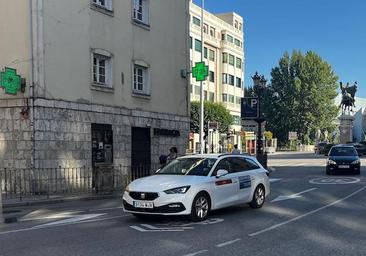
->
[1,193,122,223]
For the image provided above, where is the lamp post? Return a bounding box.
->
[0,187,3,224]
[199,0,205,154]
[252,72,267,162]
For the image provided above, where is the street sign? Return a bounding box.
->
[0,67,21,95]
[192,62,208,82]
[241,97,259,119]
[288,132,298,140]
[208,121,219,131]
[241,120,258,133]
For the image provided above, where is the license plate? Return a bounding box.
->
[339,165,349,169]
[134,201,154,209]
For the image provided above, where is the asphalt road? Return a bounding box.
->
[1,152,366,256]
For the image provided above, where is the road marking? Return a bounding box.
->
[130,226,184,232]
[271,188,317,202]
[33,214,105,228]
[183,250,208,256]
[91,206,124,212]
[215,238,241,248]
[249,186,366,237]
[269,178,282,183]
[310,177,360,185]
[0,215,130,236]
[141,224,194,230]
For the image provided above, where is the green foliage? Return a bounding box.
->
[263,50,339,146]
[190,101,234,134]
[264,131,273,140]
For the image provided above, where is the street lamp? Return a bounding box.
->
[252,72,267,164]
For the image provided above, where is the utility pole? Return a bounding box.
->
[199,0,205,154]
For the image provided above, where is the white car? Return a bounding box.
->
[123,154,270,221]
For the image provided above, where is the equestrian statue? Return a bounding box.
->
[340,81,358,115]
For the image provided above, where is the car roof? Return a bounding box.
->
[331,144,355,148]
[180,153,253,160]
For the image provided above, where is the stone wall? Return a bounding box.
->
[0,99,32,169]
[1,98,190,171]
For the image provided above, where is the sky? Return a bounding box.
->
[193,0,366,97]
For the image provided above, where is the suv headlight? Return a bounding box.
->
[164,186,191,194]
[328,159,337,165]
[351,160,360,165]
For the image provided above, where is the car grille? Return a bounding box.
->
[129,192,159,201]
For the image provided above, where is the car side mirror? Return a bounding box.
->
[216,169,229,178]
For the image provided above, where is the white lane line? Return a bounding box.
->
[0,215,130,236]
[215,238,241,248]
[271,188,317,203]
[269,178,282,183]
[183,250,208,256]
[249,186,366,237]
[141,224,194,230]
[130,226,184,232]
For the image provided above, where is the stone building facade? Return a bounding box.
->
[0,0,190,183]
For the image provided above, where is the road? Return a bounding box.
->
[1,152,366,256]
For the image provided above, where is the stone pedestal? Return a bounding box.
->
[339,115,355,144]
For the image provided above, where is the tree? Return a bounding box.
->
[190,101,234,134]
[262,50,339,146]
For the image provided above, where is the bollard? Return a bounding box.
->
[0,189,4,224]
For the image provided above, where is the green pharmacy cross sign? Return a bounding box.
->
[0,67,21,95]
[192,62,209,82]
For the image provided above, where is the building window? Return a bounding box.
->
[235,97,241,105]
[189,37,192,49]
[235,39,241,47]
[133,0,149,25]
[236,57,242,69]
[234,20,238,29]
[209,92,215,102]
[221,34,225,41]
[209,49,215,61]
[222,53,228,63]
[210,27,215,37]
[92,124,113,166]
[195,85,200,95]
[93,53,112,87]
[203,23,209,34]
[227,35,233,43]
[236,77,242,88]
[229,94,235,103]
[204,47,208,59]
[92,0,113,11]
[195,39,202,52]
[193,16,201,26]
[229,54,235,66]
[228,75,234,85]
[232,115,241,125]
[133,65,149,95]
[204,90,208,100]
[222,94,227,102]
[239,23,242,30]
[222,73,228,84]
[209,71,215,82]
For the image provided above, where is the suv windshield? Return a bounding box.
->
[329,147,357,156]
[156,158,216,176]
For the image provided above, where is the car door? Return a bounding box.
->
[210,158,239,209]
[228,157,261,203]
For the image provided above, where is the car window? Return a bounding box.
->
[212,159,232,176]
[329,147,357,156]
[157,157,216,176]
[227,157,259,173]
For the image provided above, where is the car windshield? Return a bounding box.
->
[329,147,357,156]
[156,158,216,176]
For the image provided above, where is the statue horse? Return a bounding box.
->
[339,81,357,115]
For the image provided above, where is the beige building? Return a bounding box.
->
[189,1,244,153]
[0,0,190,180]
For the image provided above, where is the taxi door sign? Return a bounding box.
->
[238,175,251,189]
[241,97,259,119]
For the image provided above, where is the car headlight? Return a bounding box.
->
[351,160,360,165]
[124,185,130,193]
[164,186,191,194]
[328,159,337,165]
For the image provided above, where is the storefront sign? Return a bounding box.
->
[0,67,21,95]
[154,128,180,137]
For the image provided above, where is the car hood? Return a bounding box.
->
[329,156,359,162]
[128,175,208,192]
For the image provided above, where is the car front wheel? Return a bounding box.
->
[190,193,210,222]
[249,185,265,209]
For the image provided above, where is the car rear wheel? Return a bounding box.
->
[249,185,265,209]
[190,193,210,222]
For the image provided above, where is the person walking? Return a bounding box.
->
[232,144,241,154]
[167,147,178,162]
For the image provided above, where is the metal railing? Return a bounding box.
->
[0,164,160,201]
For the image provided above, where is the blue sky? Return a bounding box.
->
[193,0,366,97]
